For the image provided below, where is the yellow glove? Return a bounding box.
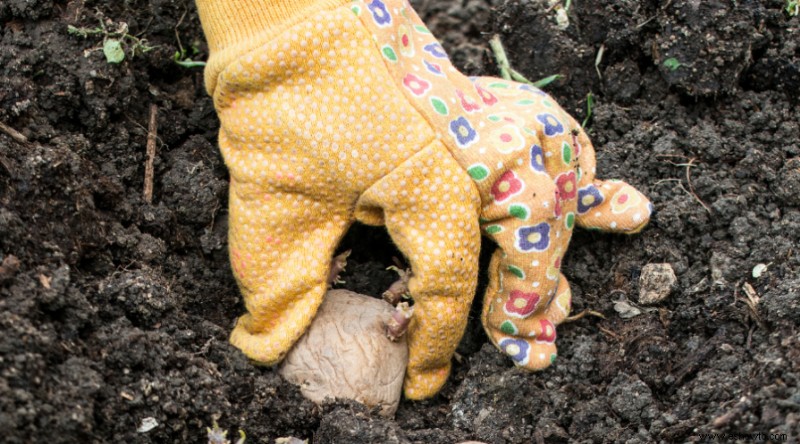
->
[197,0,652,400]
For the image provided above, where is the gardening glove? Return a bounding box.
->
[196,0,652,400]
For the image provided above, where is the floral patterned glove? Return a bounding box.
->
[196,0,652,400]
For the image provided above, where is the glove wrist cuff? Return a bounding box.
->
[197,0,349,54]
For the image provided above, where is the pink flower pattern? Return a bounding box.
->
[491,171,523,202]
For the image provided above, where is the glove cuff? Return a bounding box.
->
[197,0,348,93]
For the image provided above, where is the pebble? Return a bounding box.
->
[638,263,677,305]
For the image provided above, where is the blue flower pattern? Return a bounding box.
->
[515,223,551,252]
[577,185,604,214]
[449,116,478,148]
[423,42,448,58]
[368,0,392,26]
[537,113,564,137]
[499,338,531,365]
[530,144,546,173]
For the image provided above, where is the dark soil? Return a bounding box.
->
[1,0,798,442]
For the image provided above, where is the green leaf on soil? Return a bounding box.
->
[530,74,562,88]
[103,39,125,64]
[786,0,799,16]
[582,92,594,128]
[662,57,682,71]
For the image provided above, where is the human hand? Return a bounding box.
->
[196,0,651,400]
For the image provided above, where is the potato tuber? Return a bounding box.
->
[278,289,409,417]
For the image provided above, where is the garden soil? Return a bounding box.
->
[1,0,798,442]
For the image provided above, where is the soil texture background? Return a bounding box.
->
[1,0,798,442]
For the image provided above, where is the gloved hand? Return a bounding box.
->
[196,0,652,400]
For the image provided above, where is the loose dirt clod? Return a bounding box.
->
[0,254,21,283]
[278,290,408,417]
[638,263,677,305]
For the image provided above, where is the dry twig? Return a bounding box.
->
[655,155,711,213]
[598,326,621,340]
[143,104,158,204]
[564,309,606,323]
[680,157,711,213]
[711,396,751,428]
[738,281,767,330]
[0,121,28,144]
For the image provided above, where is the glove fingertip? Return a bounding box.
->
[575,181,652,233]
